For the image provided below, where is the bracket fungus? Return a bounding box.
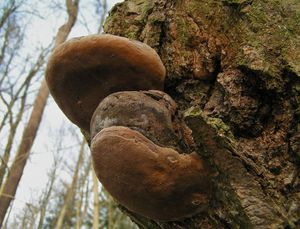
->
[91,91,212,221]
[45,34,212,222]
[46,34,166,132]
[90,90,180,148]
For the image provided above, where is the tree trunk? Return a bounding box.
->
[0,49,48,187]
[55,139,85,229]
[75,159,91,229]
[103,0,300,228]
[37,157,59,229]
[92,168,100,229]
[0,0,79,226]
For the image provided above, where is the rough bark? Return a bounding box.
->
[0,0,79,226]
[103,0,300,228]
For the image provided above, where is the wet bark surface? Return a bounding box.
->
[103,0,300,228]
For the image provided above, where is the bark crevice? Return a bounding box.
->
[103,0,300,227]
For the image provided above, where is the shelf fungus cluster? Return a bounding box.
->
[46,34,212,221]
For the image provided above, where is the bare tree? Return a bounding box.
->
[54,139,86,229]
[0,0,80,226]
[92,168,99,229]
[96,0,107,33]
[99,189,137,229]
[36,153,61,229]
[77,162,92,228]
[1,202,12,229]
[0,48,49,187]
[75,159,91,229]
[0,0,23,30]
[0,0,25,133]
[0,0,23,68]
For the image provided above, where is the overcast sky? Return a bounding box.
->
[9,0,124,223]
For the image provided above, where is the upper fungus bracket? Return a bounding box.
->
[45,34,166,132]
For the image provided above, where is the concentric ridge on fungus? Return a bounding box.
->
[91,126,211,221]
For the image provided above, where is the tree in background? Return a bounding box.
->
[32,126,137,229]
[1,0,139,228]
[0,0,33,186]
[0,0,80,226]
[54,138,85,229]
[0,48,50,187]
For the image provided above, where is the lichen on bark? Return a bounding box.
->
[103,0,300,228]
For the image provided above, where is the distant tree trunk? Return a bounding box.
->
[0,0,34,187]
[0,84,29,187]
[0,49,48,187]
[75,159,91,229]
[92,168,100,229]
[20,206,29,229]
[37,155,60,229]
[0,0,80,226]
[79,169,91,227]
[55,139,85,229]
[103,0,300,228]
[28,206,37,229]
[97,0,107,33]
[2,203,12,229]
[37,171,55,229]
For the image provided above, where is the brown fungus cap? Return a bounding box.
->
[90,90,212,221]
[45,34,166,132]
[90,90,179,148]
[91,126,212,222]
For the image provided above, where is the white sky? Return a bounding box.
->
[7,0,124,224]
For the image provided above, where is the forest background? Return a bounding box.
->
[0,0,140,228]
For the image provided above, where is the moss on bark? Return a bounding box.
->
[103,0,300,228]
